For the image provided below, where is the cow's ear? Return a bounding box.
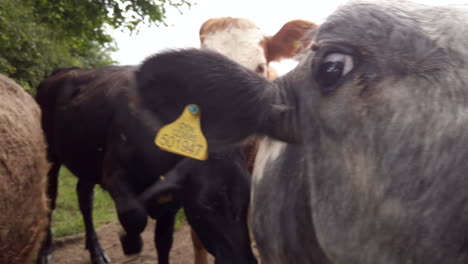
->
[136,48,287,151]
[199,17,219,45]
[266,19,318,62]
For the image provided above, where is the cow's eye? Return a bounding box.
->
[316,53,354,94]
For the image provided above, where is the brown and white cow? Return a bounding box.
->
[136,0,468,263]
[199,17,317,80]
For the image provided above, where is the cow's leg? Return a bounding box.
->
[102,166,147,255]
[37,162,61,264]
[154,211,177,264]
[111,182,147,255]
[77,180,110,264]
[191,228,209,264]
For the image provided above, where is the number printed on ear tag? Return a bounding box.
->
[155,104,208,160]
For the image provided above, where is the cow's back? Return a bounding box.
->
[0,74,49,263]
[36,66,137,179]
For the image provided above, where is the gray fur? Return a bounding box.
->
[251,141,330,263]
[252,1,468,263]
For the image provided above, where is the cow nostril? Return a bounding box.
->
[255,64,266,74]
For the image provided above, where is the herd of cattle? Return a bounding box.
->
[1,0,468,263]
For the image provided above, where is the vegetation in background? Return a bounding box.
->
[52,168,116,237]
[0,0,192,93]
[53,167,186,237]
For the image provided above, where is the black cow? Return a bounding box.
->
[141,149,256,264]
[35,66,257,264]
[134,1,468,263]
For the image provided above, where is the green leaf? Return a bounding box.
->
[0,0,195,94]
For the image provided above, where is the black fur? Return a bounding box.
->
[35,65,256,264]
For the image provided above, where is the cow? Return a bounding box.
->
[200,17,317,80]
[141,148,256,264]
[0,74,49,264]
[134,0,468,263]
[35,66,257,264]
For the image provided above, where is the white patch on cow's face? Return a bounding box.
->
[252,137,286,185]
[201,26,268,77]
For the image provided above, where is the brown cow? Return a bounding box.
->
[0,74,49,264]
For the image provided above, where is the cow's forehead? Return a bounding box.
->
[317,2,425,50]
[311,1,468,78]
[201,24,267,72]
[317,2,467,55]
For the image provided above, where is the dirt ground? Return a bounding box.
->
[51,219,215,264]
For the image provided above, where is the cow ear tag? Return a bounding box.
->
[155,104,208,160]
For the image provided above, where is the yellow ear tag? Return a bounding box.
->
[155,104,208,160]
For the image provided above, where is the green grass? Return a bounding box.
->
[52,167,186,238]
[52,167,116,237]
[176,209,186,226]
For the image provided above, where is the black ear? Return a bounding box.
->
[136,49,273,149]
[136,48,299,150]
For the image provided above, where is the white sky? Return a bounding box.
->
[110,0,467,75]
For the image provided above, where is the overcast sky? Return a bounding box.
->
[110,0,467,75]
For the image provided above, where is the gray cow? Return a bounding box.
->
[136,0,468,263]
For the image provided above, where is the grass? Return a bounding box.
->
[52,167,186,238]
[52,167,116,237]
